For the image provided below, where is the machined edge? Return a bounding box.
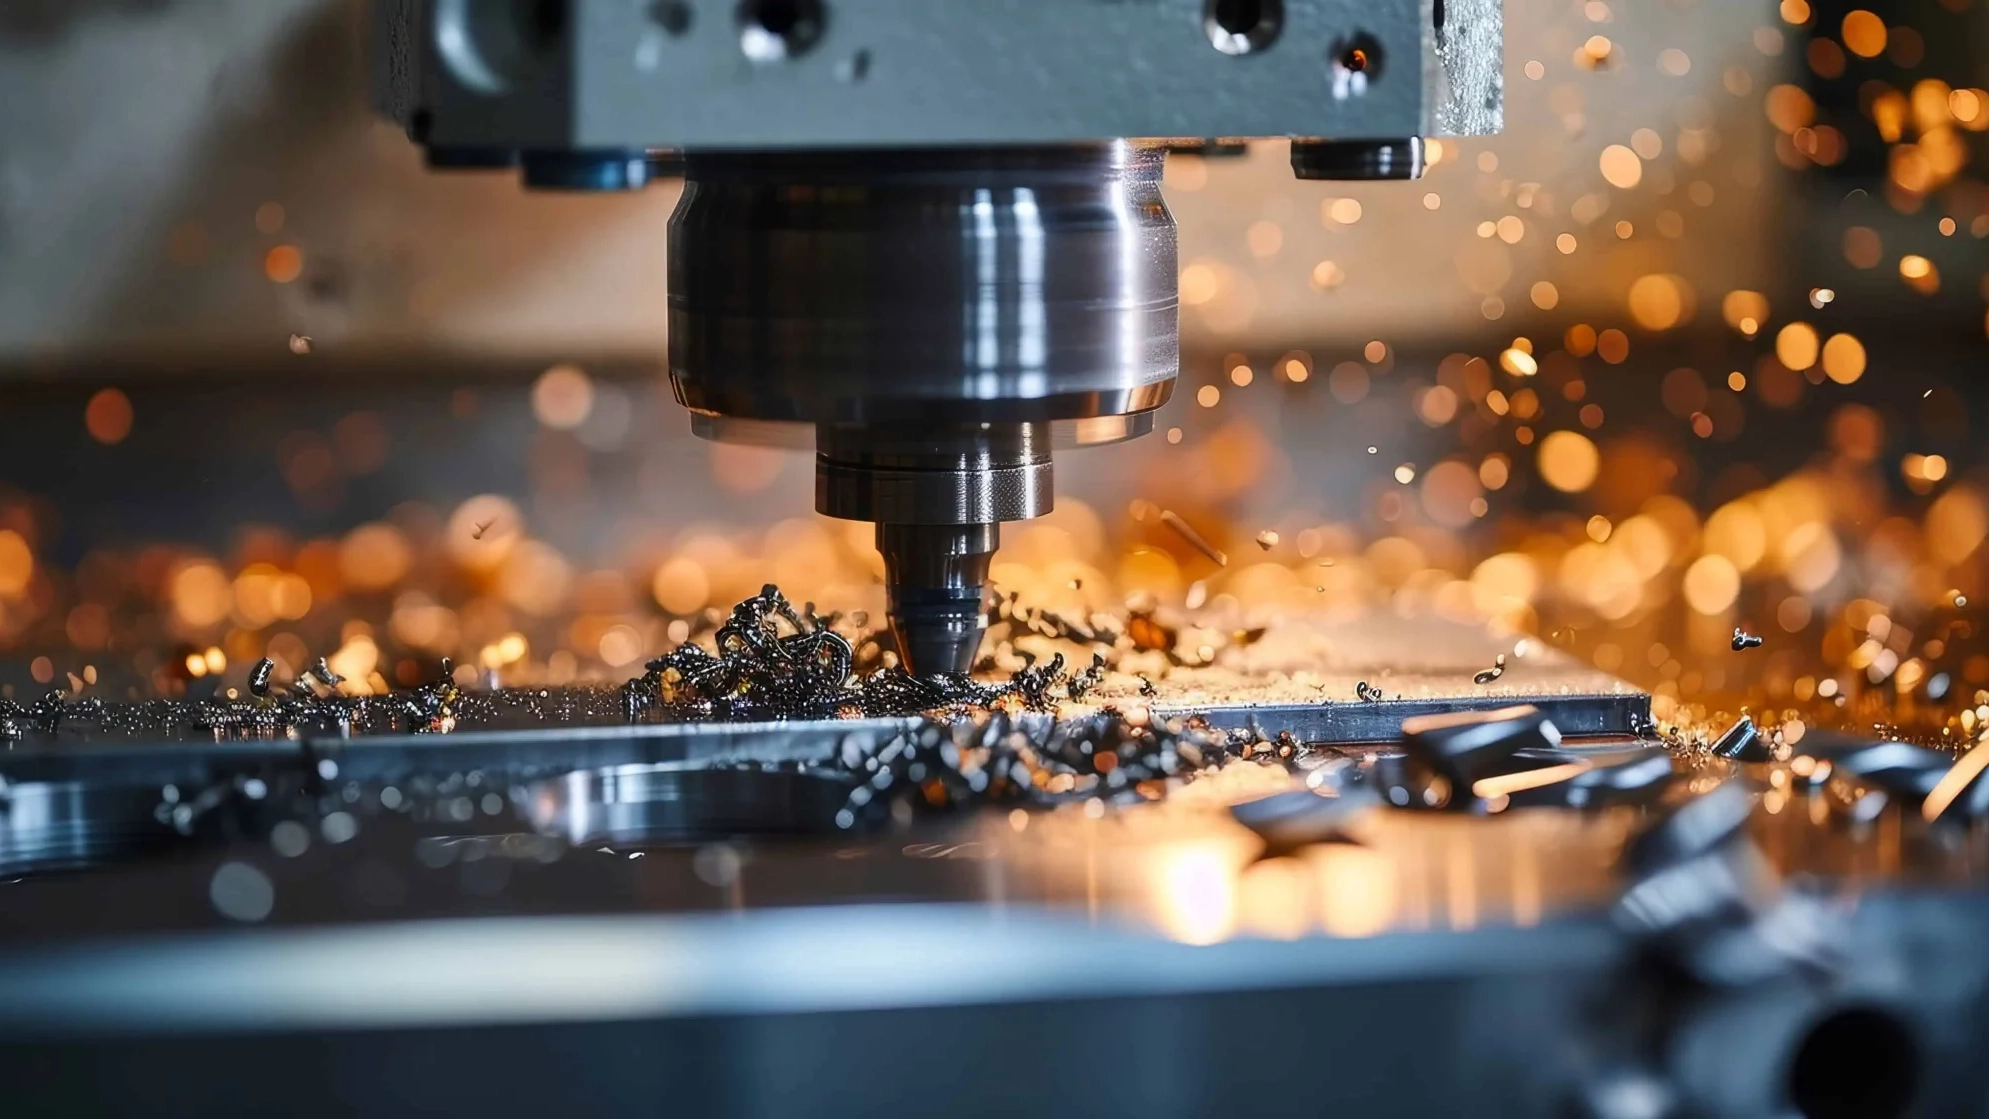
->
[672,383,1176,427]
[1165,693,1655,745]
[817,461,1052,525]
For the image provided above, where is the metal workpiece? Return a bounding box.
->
[0,779,176,879]
[526,762,855,845]
[383,0,1496,154]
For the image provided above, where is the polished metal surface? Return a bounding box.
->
[1290,137,1427,180]
[526,762,854,845]
[0,779,173,878]
[814,423,1053,526]
[1174,692,1653,744]
[668,144,1177,424]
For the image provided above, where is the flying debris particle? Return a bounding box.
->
[1356,681,1384,702]
[1709,716,1767,761]
[1808,288,1835,309]
[1474,654,1508,685]
[1160,510,1228,567]
[310,657,345,689]
[471,519,496,540]
[248,657,275,698]
[1955,592,1969,607]
[288,334,312,355]
[1185,580,1209,610]
[1731,628,1764,651]
[1366,445,1379,455]
[1255,530,1280,550]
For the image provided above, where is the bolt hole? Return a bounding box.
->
[528,0,568,46]
[1204,0,1281,56]
[434,0,566,96]
[1788,1006,1918,1119]
[739,0,824,62]
[649,0,693,36]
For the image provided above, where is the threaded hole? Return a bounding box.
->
[739,0,824,62]
[1204,0,1281,55]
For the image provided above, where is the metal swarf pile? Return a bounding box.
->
[832,709,1311,830]
[621,584,1111,721]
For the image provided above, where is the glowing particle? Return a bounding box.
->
[1159,511,1227,567]
[263,244,303,284]
[84,388,133,445]
[1499,348,1538,377]
[1683,555,1741,614]
[1196,385,1220,408]
[1840,10,1886,58]
[532,364,594,429]
[1628,274,1690,331]
[1599,145,1643,189]
[1775,322,1820,370]
[1537,431,1600,493]
[1821,333,1866,384]
[1597,329,1630,364]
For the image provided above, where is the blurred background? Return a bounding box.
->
[0,0,1984,737]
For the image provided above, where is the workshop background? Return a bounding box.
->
[0,0,1984,738]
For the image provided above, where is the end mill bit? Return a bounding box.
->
[876,523,997,677]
